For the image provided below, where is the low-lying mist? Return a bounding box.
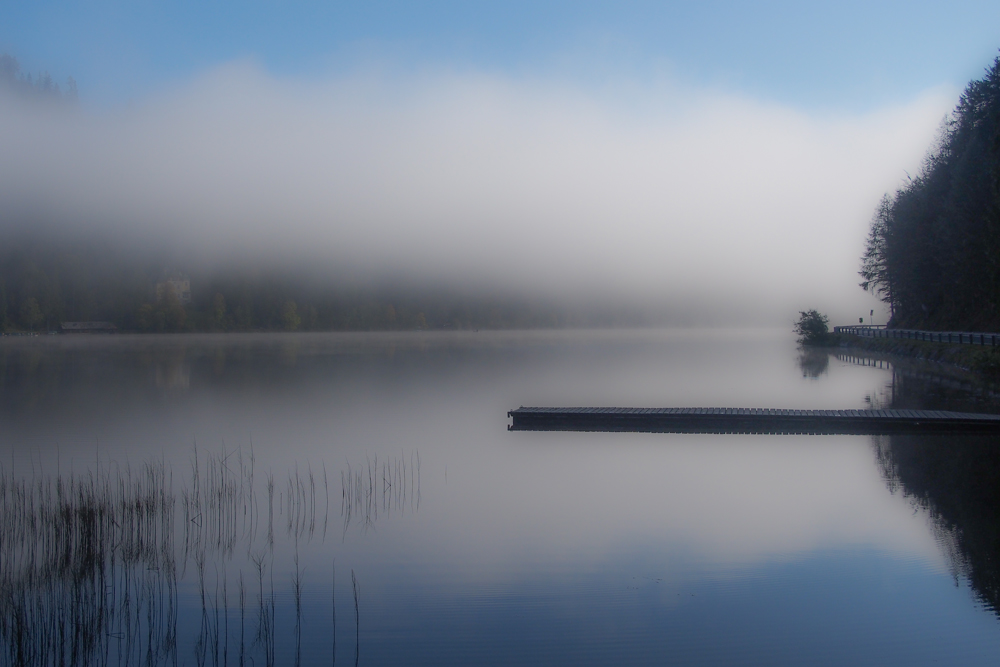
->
[0,61,953,326]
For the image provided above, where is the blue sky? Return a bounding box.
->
[5,1,1000,109]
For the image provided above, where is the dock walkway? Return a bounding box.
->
[507,407,1000,435]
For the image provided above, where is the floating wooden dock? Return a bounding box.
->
[507,407,1000,435]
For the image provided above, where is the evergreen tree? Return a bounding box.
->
[862,54,1000,330]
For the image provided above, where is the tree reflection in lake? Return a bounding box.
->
[835,349,1000,616]
[876,433,1000,613]
[796,347,830,378]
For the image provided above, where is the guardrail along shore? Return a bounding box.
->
[834,325,1000,346]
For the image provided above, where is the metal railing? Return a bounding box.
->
[833,325,1000,347]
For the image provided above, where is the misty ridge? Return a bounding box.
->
[0,54,950,332]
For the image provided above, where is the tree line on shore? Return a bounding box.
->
[861,54,1000,331]
[0,232,650,333]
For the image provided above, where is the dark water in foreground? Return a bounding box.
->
[2,329,1000,666]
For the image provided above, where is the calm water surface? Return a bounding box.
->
[2,329,1000,665]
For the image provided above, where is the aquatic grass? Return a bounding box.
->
[330,558,337,665]
[351,569,360,667]
[293,553,303,667]
[340,451,421,535]
[0,446,410,666]
[0,461,177,666]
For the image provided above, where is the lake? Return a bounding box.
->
[2,329,1000,666]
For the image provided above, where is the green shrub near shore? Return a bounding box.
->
[794,310,843,346]
[794,310,828,346]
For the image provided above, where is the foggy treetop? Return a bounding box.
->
[0,54,76,102]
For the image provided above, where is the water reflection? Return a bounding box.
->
[876,434,1000,613]
[341,452,420,535]
[797,347,830,378]
[0,446,418,666]
[5,332,1000,665]
[836,348,1000,616]
[0,465,178,665]
[155,355,191,389]
[835,349,998,410]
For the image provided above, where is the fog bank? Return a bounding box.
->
[0,62,954,325]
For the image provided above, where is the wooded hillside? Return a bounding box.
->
[861,55,1000,331]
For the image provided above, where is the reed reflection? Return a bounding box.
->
[0,446,418,666]
[341,452,421,536]
[0,464,178,666]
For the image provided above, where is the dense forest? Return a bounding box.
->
[861,54,1000,331]
[0,228,651,333]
